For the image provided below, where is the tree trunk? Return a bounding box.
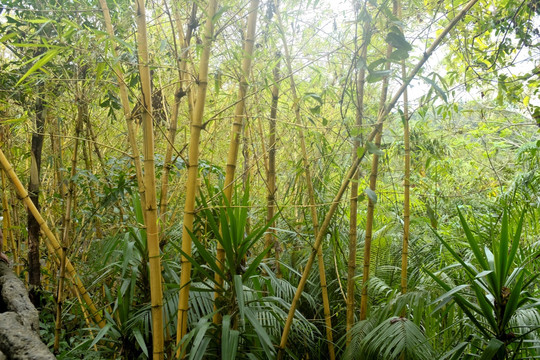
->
[28,83,46,306]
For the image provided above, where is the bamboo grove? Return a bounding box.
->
[1,0,540,358]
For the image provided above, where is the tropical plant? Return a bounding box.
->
[426,207,540,359]
[176,185,317,359]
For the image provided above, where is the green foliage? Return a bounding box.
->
[427,206,540,358]
[175,185,317,359]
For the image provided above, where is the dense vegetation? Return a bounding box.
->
[0,0,539,358]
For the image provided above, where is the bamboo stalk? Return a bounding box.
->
[0,148,105,327]
[276,0,479,355]
[176,0,217,356]
[98,0,146,214]
[54,79,86,353]
[80,121,103,240]
[273,2,335,357]
[1,169,18,274]
[264,56,280,273]
[359,1,396,321]
[159,2,197,228]
[346,4,370,342]
[399,0,410,299]
[134,0,165,357]
[84,115,125,223]
[216,0,260,323]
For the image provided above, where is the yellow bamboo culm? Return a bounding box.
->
[0,148,105,328]
[54,87,85,353]
[276,0,480,355]
[1,169,19,274]
[159,3,197,228]
[346,5,370,343]
[176,0,217,357]
[216,0,260,324]
[264,56,280,273]
[273,1,335,356]
[359,2,395,320]
[399,0,410,300]
[98,0,146,214]
[134,0,165,357]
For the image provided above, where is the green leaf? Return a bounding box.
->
[212,6,230,23]
[479,338,504,360]
[368,58,386,70]
[88,323,113,349]
[420,75,448,103]
[16,48,59,86]
[189,321,211,360]
[365,188,377,204]
[386,29,412,51]
[431,229,476,278]
[222,315,239,360]
[457,207,489,270]
[244,246,270,279]
[425,268,490,337]
[133,328,149,357]
[0,32,17,42]
[440,342,469,360]
[234,275,245,321]
[432,284,469,304]
[507,209,525,275]
[389,48,410,61]
[366,141,383,156]
[367,69,391,83]
[471,281,497,330]
[303,92,323,105]
[245,308,275,357]
[501,271,525,328]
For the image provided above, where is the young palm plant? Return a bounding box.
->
[426,207,540,359]
[176,184,317,359]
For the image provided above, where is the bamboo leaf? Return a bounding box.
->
[16,48,59,86]
[88,323,113,349]
[420,75,448,103]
